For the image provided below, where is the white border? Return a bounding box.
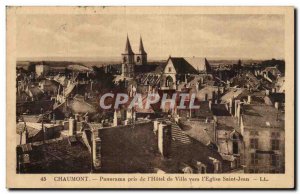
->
[1,0,298,193]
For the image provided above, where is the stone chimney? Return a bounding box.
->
[220,87,225,94]
[75,113,80,121]
[90,80,93,91]
[113,110,118,127]
[153,120,159,134]
[84,115,89,123]
[275,102,279,109]
[248,95,251,104]
[234,100,240,117]
[93,137,102,170]
[208,100,212,110]
[229,98,233,115]
[236,103,241,120]
[266,89,270,96]
[158,123,172,158]
[68,117,76,136]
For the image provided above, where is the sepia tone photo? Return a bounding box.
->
[7,6,294,188]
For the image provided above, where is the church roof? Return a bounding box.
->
[168,57,199,74]
[123,36,134,55]
[184,57,212,73]
[138,36,147,55]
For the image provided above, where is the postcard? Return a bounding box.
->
[6,6,294,189]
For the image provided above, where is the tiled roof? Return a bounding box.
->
[179,119,215,145]
[212,104,231,116]
[18,136,92,173]
[168,57,198,74]
[242,104,284,129]
[184,57,211,73]
[196,86,220,101]
[216,116,239,132]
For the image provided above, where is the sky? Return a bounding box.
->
[16,14,285,60]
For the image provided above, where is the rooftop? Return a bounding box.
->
[242,104,284,129]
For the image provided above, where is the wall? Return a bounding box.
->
[243,127,285,173]
[92,121,159,173]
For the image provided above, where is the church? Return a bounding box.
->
[121,35,147,78]
[119,35,213,92]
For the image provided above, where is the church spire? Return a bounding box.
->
[124,35,134,55]
[139,36,147,55]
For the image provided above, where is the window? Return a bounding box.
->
[250,130,259,136]
[270,154,279,167]
[137,56,141,62]
[168,67,172,72]
[271,132,280,138]
[233,141,239,154]
[123,56,127,63]
[271,139,280,150]
[249,168,259,173]
[213,161,221,173]
[201,166,206,174]
[250,153,258,165]
[250,138,259,149]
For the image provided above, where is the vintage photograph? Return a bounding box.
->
[7,6,294,188]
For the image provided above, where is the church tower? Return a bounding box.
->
[121,35,135,78]
[135,36,147,65]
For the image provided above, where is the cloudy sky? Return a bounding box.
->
[16,14,284,60]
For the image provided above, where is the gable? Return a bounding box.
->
[168,57,199,74]
[164,60,177,74]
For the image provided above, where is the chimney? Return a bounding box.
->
[220,87,225,94]
[153,120,159,134]
[208,100,212,110]
[93,137,102,170]
[237,103,241,120]
[68,117,76,136]
[90,81,93,91]
[158,123,172,158]
[113,110,118,127]
[75,113,80,121]
[234,100,240,117]
[229,98,233,115]
[275,102,279,109]
[84,115,89,123]
[248,95,251,104]
[266,89,270,96]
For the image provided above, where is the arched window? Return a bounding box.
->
[233,141,239,154]
[123,56,127,63]
[137,56,141,62]
[232,133,239,154]
[165,76,174,87]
